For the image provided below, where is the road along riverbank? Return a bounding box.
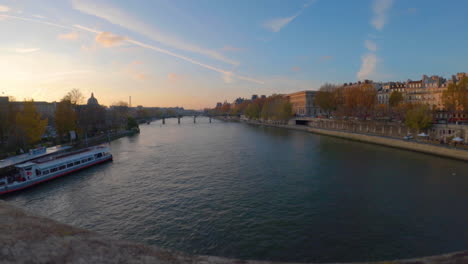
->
[237,119,468,162]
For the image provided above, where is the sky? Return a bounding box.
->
[0,0,467,109]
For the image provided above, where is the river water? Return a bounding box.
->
[4,118,468,262]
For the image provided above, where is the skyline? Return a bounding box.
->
[0,0,467,108]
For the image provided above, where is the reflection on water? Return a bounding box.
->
[4,118,468,262]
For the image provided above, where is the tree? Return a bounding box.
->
[55,99,77,141]
[63,89,84,106]
[15,100,48,148]
[389,91,403,107]
[405,105,433,132]
[442,77,468,113]
[314,83,339,116]
[245,102,260,119]
[127,116,139,131]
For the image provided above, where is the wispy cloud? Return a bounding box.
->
[222,45,243,52]
[58,31,80,40]
[371,0,393,30]
[71,0,239,66]
[291,66,301,72]
[320,55,333,62]
[167,73,185,83]
[263,0,316,32]
[357,53,377,80]
[75,25,264,84]
[15,48,40,53]
[263,14,299,33]
[32,14,46,19]
[365,40,377,52]
[95,32,127,47]
[0,5,10,12]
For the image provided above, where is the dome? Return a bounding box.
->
[87,93,99,105]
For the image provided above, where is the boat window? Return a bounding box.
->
[74,161,81,165]
[88,157,93,161]
[43,170,49,175]
[67,163,73,168]
[36,170,41,176]
[81,159,87,163]
[50,167,58,173]
[59,165,66,170]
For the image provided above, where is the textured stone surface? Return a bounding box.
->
[0,201,467,264]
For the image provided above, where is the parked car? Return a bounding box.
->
[403,135,414,140]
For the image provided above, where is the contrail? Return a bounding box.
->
[1,14,264,84]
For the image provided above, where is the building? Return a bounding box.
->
[251,94,258,101]
[287,90,323,117]
[10,101,57,121]
[87,93,99,105]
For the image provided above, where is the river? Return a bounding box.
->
[4,117,468,263]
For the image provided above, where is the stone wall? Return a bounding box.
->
[308,128,468,161]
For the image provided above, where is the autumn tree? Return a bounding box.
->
[389,91,404,107]
[55,98,77,142]
[260,95,292,121]
[405,105,433,132]
[442,77,468,113]
[15,100,48,148]
[314,83,339,116]
[63,89,85,106]
[245,102,261,119]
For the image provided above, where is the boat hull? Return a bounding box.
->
[0,155,113,195]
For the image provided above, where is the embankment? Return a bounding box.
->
[240,120,468,162]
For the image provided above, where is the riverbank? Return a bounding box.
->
[0,200,466,264]
[237,119,468,162]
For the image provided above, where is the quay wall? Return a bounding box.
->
[0,200,466,264]
[238,119,468,162]
[308,127,468,162]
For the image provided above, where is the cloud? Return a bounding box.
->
[71,0,239,66]
[357,53,377,80]
[371,0,393,30]
[263,14,299,33]
[75,25,263,84]
[222,72,233,83]
[365,40,377,52]
[262,0,316,32]
[0,5,10,12]
[222,45,243,52]
[291,66,301,72]
[58,31,80,40]
[15,48,40,53]
[95,32,127,47]
[167,73,184,82]
[320,55,333,62]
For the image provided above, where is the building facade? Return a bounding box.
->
[287,90,323,117]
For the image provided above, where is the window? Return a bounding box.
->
[67,163,73,168]
[88,157,93,161]
[74,161,81,166]
[50,167,58,173]
[81,159,87,163]
[59,165,66,170]
[43,170,49,175]
[96,153,103,158]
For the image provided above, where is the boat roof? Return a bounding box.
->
[0,145,72,169]
[16,162,37,168]
[34,146,109,170]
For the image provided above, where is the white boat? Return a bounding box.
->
[0,146,112,195]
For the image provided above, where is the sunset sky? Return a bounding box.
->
[1,0,467,109]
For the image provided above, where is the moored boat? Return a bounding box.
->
[0,146,112,195]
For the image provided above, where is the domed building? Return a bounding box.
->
[87,93,99,106]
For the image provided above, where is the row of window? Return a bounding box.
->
[38,152,105,176]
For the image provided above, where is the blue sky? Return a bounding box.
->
[0,0,467,108]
